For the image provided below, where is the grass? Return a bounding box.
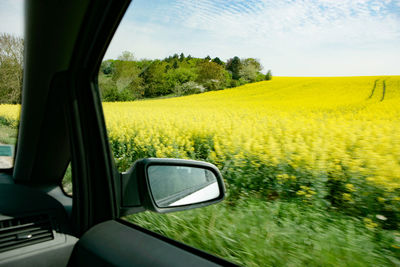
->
[127,198,400,267]
[0,124,17,145]
[62,164,72,195]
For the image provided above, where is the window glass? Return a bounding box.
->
[62,163,72,196]
[101,1,400,266]
[0,0,24,169]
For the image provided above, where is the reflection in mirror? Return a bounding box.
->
[148,165,220,207]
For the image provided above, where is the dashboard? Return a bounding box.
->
[0,174,77,266]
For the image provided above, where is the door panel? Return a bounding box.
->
[69,220,233,267]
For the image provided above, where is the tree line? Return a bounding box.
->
[99,51,272,101]
[0,33,23,104]
[0,33,272,103]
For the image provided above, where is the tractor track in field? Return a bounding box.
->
[381,80,386,101]
[368,79,386,102]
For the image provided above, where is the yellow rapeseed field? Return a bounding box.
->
[1,76,399,221]
[104,76,400,221]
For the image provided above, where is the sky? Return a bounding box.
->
[1,0,400,76]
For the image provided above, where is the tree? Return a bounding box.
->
[164,67,197,94]
[179,53,185,62]
[265,70,272,80]
[118,51,135,61]
[239,58,262,82]
[140,60,169,97]
[98,72,119,101]
[196,61,226,90]
[100,60,114,75]
[0,33,23,104]
[110,53,144,100]
[243,58,262,72]
[226,56,241,80]
[212,57,224,66]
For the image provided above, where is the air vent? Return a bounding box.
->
[0,214,54,253]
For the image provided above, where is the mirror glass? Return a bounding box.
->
[148,165,220,207]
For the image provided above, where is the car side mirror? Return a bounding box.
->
[120,158,225,215]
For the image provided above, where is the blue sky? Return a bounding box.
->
[1,0,400,76]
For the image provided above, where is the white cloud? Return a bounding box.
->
[1,0,397,75]
[103,0,400,75]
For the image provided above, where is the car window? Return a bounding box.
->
[99,1,400,266]
[62,163,72,196]
[0,1,24,169]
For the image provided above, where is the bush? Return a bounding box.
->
[256,73,266,82]
[173,81,205,96]
[239,77,248,85]
[202,79,224,91]
[230,79,241,88]
[265,70,272,80]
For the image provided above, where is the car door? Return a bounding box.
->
[12,0,233,266]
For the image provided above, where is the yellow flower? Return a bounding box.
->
[296,190,306,196]
[342,193,352,202]
[345,183,356,192]
[363,218,378,229]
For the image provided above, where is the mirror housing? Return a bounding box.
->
[120,158,225,215]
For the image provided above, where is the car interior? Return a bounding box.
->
[0,1,233,266]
